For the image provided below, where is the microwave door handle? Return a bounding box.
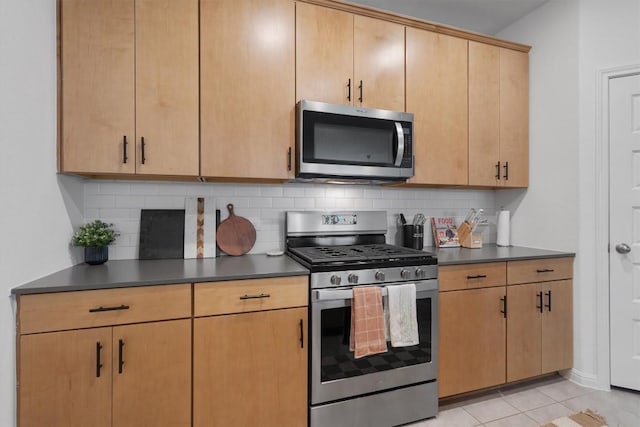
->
[394,122,405,167]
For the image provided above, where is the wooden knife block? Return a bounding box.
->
[458,221,483,249]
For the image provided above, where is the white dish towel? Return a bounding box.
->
[387,283,419,347]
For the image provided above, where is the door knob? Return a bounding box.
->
[616,243,631,254]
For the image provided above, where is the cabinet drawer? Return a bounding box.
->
[194,276,308,317]
[507,257,573,285]
[439,262,506,291]
[18,284,192,335]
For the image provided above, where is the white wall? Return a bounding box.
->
[495,0,579,253]
[0,1,85,425]
[497,0,640,390]
[575,0,640,389]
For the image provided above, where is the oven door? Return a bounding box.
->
[310,279,438,405]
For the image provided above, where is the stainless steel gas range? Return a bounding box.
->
[285,211,439,427]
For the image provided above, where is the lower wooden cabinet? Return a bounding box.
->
[439,287,506,397]
[193,276,308,427]
[193,308,308,427]
[507,280,573,382]
[19,319,191,427]
[438,257,573,398]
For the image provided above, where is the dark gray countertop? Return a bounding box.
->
[12,255,309,295]
[427,244,575,266]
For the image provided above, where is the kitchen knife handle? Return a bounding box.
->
[123,135,128,164]
[141,136,146,165]
[96,341,103,378]
[118,339,125,374]
[536,292,543,313]
[347,78,351,101]
[467,274,487,279]
[545,290,552,311]
[299,319,304,348]
[239,293,271,300]
[495,161,500,180]
[503,161,509,180]
[358,80,363,102]
[500,295,507,318]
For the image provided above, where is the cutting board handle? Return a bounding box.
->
[227,203,235,216]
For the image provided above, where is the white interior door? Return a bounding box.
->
[610,72,640,391]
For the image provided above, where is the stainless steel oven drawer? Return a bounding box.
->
[310,381,438,427]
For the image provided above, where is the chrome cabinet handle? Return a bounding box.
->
[616,243,631,254]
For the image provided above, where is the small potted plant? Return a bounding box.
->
[72,220,119,265]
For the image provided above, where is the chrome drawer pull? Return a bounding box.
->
[536,268,554,273]
[89,304,130,313]
[239,293,271,300]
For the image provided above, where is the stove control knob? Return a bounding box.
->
[348,273,359,284]
[330,275,342,286]
[375,271,385,281]
[400,269,411,279]
[415,268,425,279]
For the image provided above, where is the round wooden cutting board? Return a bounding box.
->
[216,204,256,256]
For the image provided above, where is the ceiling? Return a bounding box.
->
[345,0,548,35]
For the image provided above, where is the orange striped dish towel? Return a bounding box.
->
[350,286,387,358]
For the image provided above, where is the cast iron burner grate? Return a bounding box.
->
[289,244,427,265]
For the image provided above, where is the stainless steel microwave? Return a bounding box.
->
[295,100,414,183]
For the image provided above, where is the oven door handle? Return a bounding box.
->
[313,280,438,302]
[394,122,405,167]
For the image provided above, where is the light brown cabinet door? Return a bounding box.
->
[353,16,404,111]
[19,328,112,427]
[135,0,199,176]
[439,287,506,397]
[296,2,353,105]
[60,0,135,174]
[112,319,191,427]
[506,283,542,382]
[468,41,500,186]
[201,0,295,180]
[194,308,307,427]
[500,48,529,187]
[542,280,573,373]
[407,29,468,186]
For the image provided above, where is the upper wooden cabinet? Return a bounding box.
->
[469,42,529,187]
[200,0,295,180]
[406,28,468,185]
[296,2,404,111]
[60,0,198,177]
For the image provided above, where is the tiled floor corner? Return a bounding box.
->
[407,375,640,427]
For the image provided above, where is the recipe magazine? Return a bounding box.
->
[431,217,460,248]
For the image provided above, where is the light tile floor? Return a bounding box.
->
[407,375,640,427]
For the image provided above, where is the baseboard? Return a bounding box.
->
[564,368,608,391]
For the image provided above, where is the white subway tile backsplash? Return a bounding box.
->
[234,184,261,196]
[272,198,294,209]
[115,195,145,208]
[144,196,188,209]
[86,195,116,209]
[100,182,130,194]
[294,198,315,209]
[260,186,284,197]
[304,187,326,197]
[248,197,273,208]
[325,187,345,199]
[283,185,306,197]
[85,180,500,260]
